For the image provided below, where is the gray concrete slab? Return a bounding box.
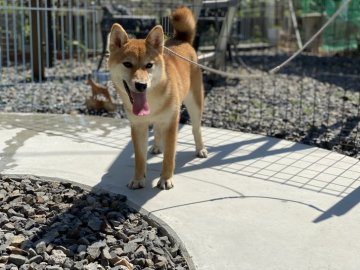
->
[1,112,360,270]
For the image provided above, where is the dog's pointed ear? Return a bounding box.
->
[109,24,128,52]
[146,25,164,51]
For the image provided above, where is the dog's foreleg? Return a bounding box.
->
[157,120,178,190]
[128,124,148,189]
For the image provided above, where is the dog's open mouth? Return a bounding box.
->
[123,80,150,116]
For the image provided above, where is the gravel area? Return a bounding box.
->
[200,53,360,158]
[0,80,125,118]
[0,175,190,270]
[0,53,359,159]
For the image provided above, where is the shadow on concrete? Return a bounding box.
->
[175,136,311,174]
[95,127,327,216]
[313,186,360,223]
[0,114,353,225]
[0,113,127,172]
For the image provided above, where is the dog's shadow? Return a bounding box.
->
[97,134,202,209]
[97,136,167,206]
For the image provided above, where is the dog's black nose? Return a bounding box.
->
[135,82,147,92]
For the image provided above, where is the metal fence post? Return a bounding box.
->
[46,0,54,67]
[214,0,237,70]
[31,0,45,81]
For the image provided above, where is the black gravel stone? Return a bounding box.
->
[29,255,43,264]
[8,254,28,266]
[0,175,190,270]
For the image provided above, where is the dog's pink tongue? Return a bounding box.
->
[132,92,150,116]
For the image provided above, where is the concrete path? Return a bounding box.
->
[1,113,360,270]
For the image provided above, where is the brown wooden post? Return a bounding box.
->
[31,0,45,81]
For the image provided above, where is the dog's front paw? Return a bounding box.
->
[196,148,208,158]
[157,177,174,190]
[128,178,145,189]
[149,145,162,155]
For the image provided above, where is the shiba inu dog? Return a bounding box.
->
[108,7,207,190]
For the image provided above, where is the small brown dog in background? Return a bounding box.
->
[85,78,115,112]
[86,78,112,101]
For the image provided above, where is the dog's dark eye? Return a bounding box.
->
[123,62,133,68]
[145,63,153,69]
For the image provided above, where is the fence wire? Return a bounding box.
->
[0,0,359,158]
[0,0,100,84]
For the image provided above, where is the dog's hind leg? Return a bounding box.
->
[184,77,208,158]
[150,123,162,155]
[128,124,148,189]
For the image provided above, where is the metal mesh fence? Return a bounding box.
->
[200,53,360,158]
[0,0,100,84]
[0,0,359,158]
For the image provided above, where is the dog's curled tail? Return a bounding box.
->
[171,7,196,45]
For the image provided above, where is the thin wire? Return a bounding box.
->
[163,46,261,80]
